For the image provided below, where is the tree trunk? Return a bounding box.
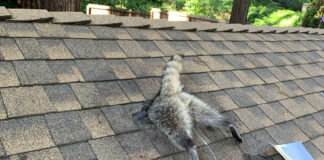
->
[229,0,250,24]
[302,0,324,27]
[17,0,81,11]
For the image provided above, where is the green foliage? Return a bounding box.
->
[184,0,232,18]
[175,0,186,10]
[0,0,18,8]
[248,0,282,24]
[253,9,303,26]
[273,0,312,11]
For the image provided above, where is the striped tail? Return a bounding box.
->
[160,55,183,97]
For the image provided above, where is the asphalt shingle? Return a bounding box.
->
[275,80,305,97]
[253,84,288,102]
[38,39,74,59]
[182,56,210,73]
[64,39,103,58]
[135,78,161,100]
[295,78,323,94]
[118,80,145,102]
[196,91,239,111]
[284,65,310,79]
[44,84,81,112]
[157,41,197,56]
[208,71,244,89]
[33,23,67,38]
[59,142,97,160]
[13,61,58,85]
[304,141,324,160]
[0,93,6,120]
[45,111,91,145]
[279,96,316,117]
[2,22,38,37]
[75,60,117,81]
[95,82,130,105]
[294,115,324,138]
[282,41,309,52]
[125,58,166,77]
[0,62,19,87]
[1,86,56,117]
[95,40,127,58]
[137,42,164,58]
[301,64,324,76]
[219,32,249,41]
[196,31,225,41]
[264,53,293,66]
[90,26,132,39]
[61,25,96,39]
[209,139,245,160]
[118,40,150,57]
[312,136,324,153]
[126,28,163,40]
[304,92,324,110]
[224,55,256,69]
[79,109,114,138]
[47,61,83,83]
[253,68,279,83]
[234,106,274,130]
[246,41,272,53]
[259,102,294,123]
[163,30,200,40]
[181,73,219,93]
[224,41,255,54]
[89,137,130,160]
[233,70,264,86]
[187,41,208,55]
[117,131,160,160]
[0,116,54,155]
[245,54,274,67]
[284,53,309,64]
[24,148,64,160]
[0,38,24,60]
[198,41,231,55]
[226,87,266,108]
[15,38,48,59]
[199,56,234,71]
[269,66,295,81]
[101,103,140,134]
[266,121,309,144]
[263,42,290,53]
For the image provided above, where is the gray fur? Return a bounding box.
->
[147,55,242,160]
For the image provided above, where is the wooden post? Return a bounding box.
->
[17,0,81,11]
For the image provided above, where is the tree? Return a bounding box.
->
[229,0,250,24]
[302,0,324,27]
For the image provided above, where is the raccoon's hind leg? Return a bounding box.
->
[180,93,243,143]
[170,132,199,160]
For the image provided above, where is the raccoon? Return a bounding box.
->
[139,55,242,160]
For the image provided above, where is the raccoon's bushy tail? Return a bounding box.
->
[160,55,183,97]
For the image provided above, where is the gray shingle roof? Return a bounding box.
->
[0,7,323,160]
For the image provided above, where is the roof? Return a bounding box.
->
[0,7,323,160]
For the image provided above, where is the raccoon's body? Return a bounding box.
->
[143,55,242,160]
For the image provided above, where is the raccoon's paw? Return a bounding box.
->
[171,54,183,61]
[229,124,243,143]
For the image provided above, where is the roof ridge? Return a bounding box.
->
[0,6,323,35]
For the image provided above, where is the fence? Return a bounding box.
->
[87,4,218,23]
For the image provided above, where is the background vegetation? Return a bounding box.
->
[1,0,322,28]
